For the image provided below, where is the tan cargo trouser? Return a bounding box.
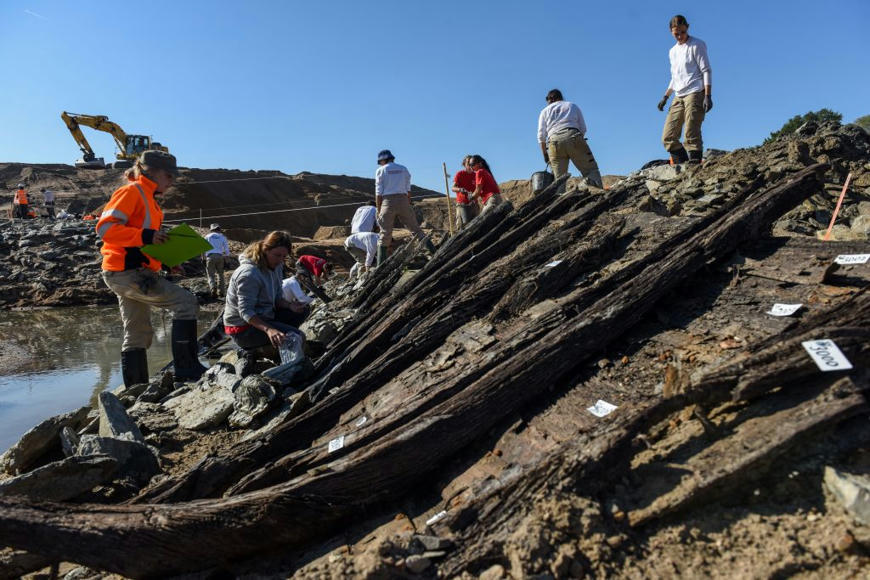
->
[548,129,602,185]
[480,194,504,215]
[662,90,706,154]
[455,201,479,229]
[377,194,425,247]
[205,253,225,294]
[102,268,198,350]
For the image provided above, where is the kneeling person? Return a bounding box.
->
[224,231,308,357]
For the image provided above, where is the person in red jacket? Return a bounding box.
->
[96,150,206,387]
[294,254,333,303]
[468,155,503,214]
[451,155,479,229]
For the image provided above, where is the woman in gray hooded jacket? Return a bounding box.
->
[223,230,309,352]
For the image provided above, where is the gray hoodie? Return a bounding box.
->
[224,255,283,327]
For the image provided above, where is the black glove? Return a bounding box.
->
[703,95,713,113]
[657,95,669,111]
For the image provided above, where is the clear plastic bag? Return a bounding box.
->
[279,332,304,366]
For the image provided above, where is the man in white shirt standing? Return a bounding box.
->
[351,201,378,234]
[657,14,713,164]
[41,188,56,221]
[537,89,603,188]
[374,149,435,267]
[344,231,379,279]
[204,223,231,298]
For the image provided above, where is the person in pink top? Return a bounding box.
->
[468,155,503,214]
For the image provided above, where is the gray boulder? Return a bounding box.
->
[164,386,235,430]
[77,435,160,486]
[0,405,91,475]
[825,466,870,525]
[228,375,276,429]
[0,455,118,501]
[98,391,144,442]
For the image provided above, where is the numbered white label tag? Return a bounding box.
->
[767,303,802,317]
[835,254,870,265]
[545,260,563,268]
[802,340,853,371]
[426,510,447,526]
[587,399,618,417]
[328,435,345,453]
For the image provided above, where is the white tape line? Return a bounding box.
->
[545,260,563,268]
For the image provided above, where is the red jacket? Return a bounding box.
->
[96,175,164,271]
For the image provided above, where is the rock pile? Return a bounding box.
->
[0,220,113,308]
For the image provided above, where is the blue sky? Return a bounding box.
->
[2,1,868,193]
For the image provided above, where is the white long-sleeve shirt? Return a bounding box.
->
[204,232,231,256]
[345,232,379,267]
[667,36,712,97]
[43,190,55,203]
[351,205,377,233]
[537,101,587,144]
[375,162,411,196]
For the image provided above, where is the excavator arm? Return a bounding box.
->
[61,112,129,160]
[60,111,168,169]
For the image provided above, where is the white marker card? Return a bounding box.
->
[327,435,345,453]
[355,415,368,427]
[801,340,853,372]
[767,303,803,317]
[544,260,563,268]
[587,399,618,417]
[425,510,447,526]
[834,254,870,265]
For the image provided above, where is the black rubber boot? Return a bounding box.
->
[121,348,149,389]
[171,319,208,381]
[670,147,689,164]
[376,244,388,267]
[687,150,703,164]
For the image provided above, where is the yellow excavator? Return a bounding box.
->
[61,111,169,169]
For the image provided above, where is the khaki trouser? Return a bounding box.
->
[205,253,225,294]
[102,268,198,350]
[455,201,479,230]
[548,129,602,186]
[377,194,425,247]
[480,194,504,215]
[662,90,706,154]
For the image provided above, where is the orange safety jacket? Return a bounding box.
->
[13,189,28,205]
[96,175,164,272]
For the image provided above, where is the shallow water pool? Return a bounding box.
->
[0,306,214,452]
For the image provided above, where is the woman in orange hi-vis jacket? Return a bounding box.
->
[96,150,206,387]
